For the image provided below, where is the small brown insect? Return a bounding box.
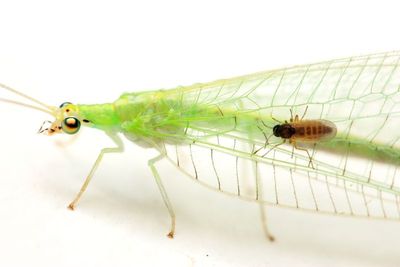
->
[272,107,337,168]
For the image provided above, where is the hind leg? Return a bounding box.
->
[291,139,314,169]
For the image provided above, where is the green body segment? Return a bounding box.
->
[77,90,251,141]
[77,88,400,165]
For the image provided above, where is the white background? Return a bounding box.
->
[0,1,400,267]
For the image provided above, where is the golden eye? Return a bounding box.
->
[62,117,81,134]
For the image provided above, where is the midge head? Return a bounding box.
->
[0,83,90,136]
[273,123,295,139]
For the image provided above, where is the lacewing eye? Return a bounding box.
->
[62,117,81,134]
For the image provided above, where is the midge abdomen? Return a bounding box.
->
[292,119,337,142]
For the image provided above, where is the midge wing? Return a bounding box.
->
[156,51,400,219]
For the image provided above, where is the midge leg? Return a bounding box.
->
[290,108,294,122]
[68,133,124,210]
[260,140,285,158]
[270,112,282,124]
[300,105,309,120]
[148,153,176,238]
[290,105,308,123]
[290,139,315,169]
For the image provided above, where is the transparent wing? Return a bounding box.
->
[157,51,400,219]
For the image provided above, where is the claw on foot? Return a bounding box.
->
[167,231,174,239]
[68,203,75,210]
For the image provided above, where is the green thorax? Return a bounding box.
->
[112,90,227,139]
[76,90,234,139]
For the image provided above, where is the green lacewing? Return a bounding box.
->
[1,51,400,240]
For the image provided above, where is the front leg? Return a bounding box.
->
[68,132,124,210]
